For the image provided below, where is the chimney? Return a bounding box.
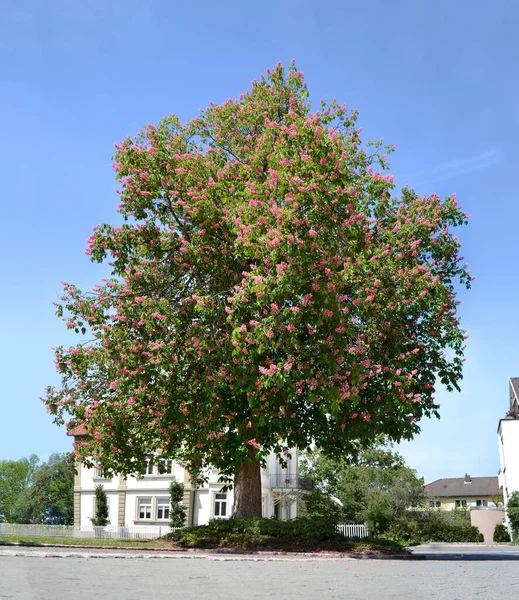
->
[464,473,471,483]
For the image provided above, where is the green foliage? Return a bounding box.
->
[385,515,422,546]
[0,454,74,525]
[362,492,395,537]
[384,510,483,544]
[90,484,109,527]
[506,491,519,539]
[163,516,406,553]
[421,519,483,543]
[445,507,470,526]
[300,489,344,523]
[493,522,511,543]
[10,454,74,525]
[301,446,425,535]
[44,62,472,519]
[0,455,39,522]
[166,516,345,548]
[168,480,187,528]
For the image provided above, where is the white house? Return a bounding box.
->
[68,425,310,528]
[497,377,519,506]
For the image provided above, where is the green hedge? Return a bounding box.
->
[385,513,484,545]
[164,516,343,548]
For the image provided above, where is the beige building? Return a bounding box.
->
[68,425,310,529]
[424,474,501,511]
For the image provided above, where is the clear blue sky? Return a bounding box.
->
[1,0,518,484]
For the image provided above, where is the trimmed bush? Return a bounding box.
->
[422,519,483,543]
[493,522,511,543]
[166,516,342,547]
[163,516,406,552]
[383,511,483,544]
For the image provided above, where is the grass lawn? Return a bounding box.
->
[0,535,171,549]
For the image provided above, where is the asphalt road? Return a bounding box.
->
[1,548,519,600]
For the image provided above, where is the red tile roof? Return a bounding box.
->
[67,424,88,436]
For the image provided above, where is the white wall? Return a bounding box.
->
[78,449,301,527]
[498,420,519,505]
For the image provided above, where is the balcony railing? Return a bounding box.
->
[270,474,313,491]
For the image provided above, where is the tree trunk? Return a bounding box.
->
[232,447,262,517]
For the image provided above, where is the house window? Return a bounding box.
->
[94,467,110,479]
[138,498,152,520]
[156,498,170,520]
[214,493,228,518]
[476,499,488,507]
[429,501,435,508]
[436,501,441,508]
[158,458,173,475]
[142,459,154,476]
[455,500,467,508]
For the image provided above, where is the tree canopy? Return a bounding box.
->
[0,454,38,522]
[44,62,471,515]
[300,447,425,534]
[0,453,74,524]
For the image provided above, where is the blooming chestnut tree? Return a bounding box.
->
[44,63,471,517]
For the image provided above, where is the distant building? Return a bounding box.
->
[424,474,501,510]
[67,425,310,529]
[497,377,519,506]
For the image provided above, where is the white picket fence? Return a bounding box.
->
[0,523,176,540]
[0,522,368,541]
[337,523,369,538]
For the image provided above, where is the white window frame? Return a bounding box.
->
[141,459,154,476]
[158,458,174,475]
[156,497,171,521]
[213,492,228,519]
[137,497,153,520]
[94,467,110,479]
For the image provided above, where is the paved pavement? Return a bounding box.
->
[1,545,519,599]
[410,543,519,560]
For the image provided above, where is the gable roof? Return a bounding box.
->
[424,476,500,498]
[67,424,88,437]
[510,378,519,400]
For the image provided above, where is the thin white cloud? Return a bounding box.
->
[405,146,501,184]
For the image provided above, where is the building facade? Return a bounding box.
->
[497,377,519,506]
[68,427,309,528]
[424,474,501,510]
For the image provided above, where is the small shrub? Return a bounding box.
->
[493,522,511,543]
[90,484,109,527]
[385,516,422,546]
[169,480,187,528]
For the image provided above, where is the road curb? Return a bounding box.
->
[0,542,419,561]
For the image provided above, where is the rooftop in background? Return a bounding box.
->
[425,475,500,498]
[510,377,519,399]
[66,424,88,437]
